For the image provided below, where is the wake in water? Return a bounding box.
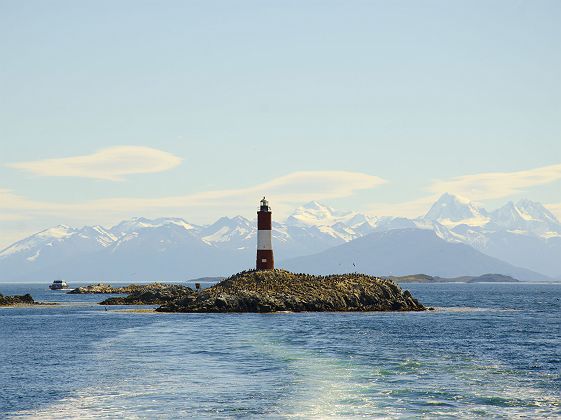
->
[13,309,561,419]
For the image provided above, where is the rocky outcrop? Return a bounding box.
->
[157,269,425,313]
[69,283,186,295]
[99,284,194,305]
[0,293,36,306]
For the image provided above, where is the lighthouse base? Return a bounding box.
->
[256,250,274,270]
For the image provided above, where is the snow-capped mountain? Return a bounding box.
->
[0,224,119,281]
[488,199,561,236]
[200,216,254,247]
[111,217,199,236]
[420,196,561,276]
[423,195,561,239]
[286,201,376,228]
[1,194,560,281]
[424,193,489,227]
[286,201,340,227]
[0,224,116,265]
[286,201,378,242]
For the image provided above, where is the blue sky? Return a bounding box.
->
[1,0,561,248]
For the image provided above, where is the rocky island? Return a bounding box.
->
[68,282,193,305]
[156,270,426,313]
[100,284,193,305]
[68,283,178,294]
[0,293,37,306]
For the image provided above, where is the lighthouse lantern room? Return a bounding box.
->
[256,197,274,270]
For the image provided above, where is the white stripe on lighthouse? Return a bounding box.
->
[257,230,272,250]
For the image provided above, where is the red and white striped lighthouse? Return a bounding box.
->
[256,197,274,270]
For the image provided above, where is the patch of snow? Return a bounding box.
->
[26,250,41,262]
[542,231,561,239]
[202,226,231,243]
[434,215,491,228]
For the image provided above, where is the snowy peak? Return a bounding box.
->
[111,217,197,236]
[287,201,340,227]
[200,216,254,245]
[346,213,377,229]
[515,199,559,225]
[424,193,488,226]
[287,201,375,227]
[421,194,561,238]
[285,201,378,242]
[0,225,75,258]
[38,224,75,239]
[0,223,118,264]
[203,216,253,232]
[491,202,523,226]
[76,225,117,247]
[490,200,561,235]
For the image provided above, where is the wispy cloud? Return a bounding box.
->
[367,195,440,218]
[0,171,386,223]
[0,213,29,222]
[545,203,561,223]
[364,163,561,219]
[429,163,561,200]
[6,146,182,181]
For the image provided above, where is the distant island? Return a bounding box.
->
[390,273,520,283]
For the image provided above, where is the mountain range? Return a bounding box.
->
[1,194,560,282]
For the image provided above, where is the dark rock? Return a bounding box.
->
[0,293,36,306]
[99,284,194,305]
[157,269,426,313]
[68,283,165,294]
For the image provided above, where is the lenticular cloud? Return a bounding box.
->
[7,146,182,181]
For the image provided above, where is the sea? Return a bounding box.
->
[1,282,560,419]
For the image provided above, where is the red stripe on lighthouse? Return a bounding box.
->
[257,212,272,230]
[256,250,274,270]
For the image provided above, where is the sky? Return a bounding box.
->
[1,0,561,249]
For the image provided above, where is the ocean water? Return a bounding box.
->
[1,282,560,419]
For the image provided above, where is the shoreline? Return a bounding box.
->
[0,302,57,308]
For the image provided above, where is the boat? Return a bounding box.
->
[49,280,69,290]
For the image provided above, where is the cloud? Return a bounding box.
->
[545,203,561,223]
[364,163,561,219]
[0,213,29,221]
[0,171,386,223]
[6,146,182,181]
[367,195,440,218]
[429,163,561,200]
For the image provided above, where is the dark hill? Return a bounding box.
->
[283,229,546,281]
[390,273,519,283]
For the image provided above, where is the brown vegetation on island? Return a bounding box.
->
[157,269,426,313]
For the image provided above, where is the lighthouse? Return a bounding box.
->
[256,197,274,270]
